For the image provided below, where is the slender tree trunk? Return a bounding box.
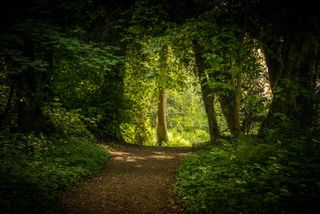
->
[233,74,242,136]
[218,74,241,137]
[4,82,14,116]
[157,89,168,145]
[219,95,236,135]
[192,39,220,141]
[201,85,220,141]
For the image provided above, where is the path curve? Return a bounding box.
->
[61,144,190,214]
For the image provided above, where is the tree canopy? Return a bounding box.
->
[0,0,319,213]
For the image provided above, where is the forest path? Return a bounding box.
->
[61,144,191,214]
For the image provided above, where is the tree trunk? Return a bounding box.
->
[0,82,14,127]
[157,89,168,145]
[16,38,46,134]
[201,85,220,141]
[134,107,148,146]
[259,30,319,136]
[233,74,242,136]
[4,83,14,116]
[219,94,237,136]
[218,74,242,137]
[192,39,220,141]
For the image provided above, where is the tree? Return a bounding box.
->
[121,39,155,145]
[156,45,170,145]
[254,1,320,135]
[163,13,223,142]
[176,13,261,138]
[0,19,121,135]
[206,26,259,137]
[192,39,221,141]
[0,0,131,140]
[81,0,134,142]
[157,88,169,144]
[123,0,193,145]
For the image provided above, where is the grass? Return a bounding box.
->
[142,129,209,147]
[0,133,110,214]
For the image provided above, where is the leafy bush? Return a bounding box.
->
[0,133,110,213]
[176,136,320,213]
[44,102,93,138]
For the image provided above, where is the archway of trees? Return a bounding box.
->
[1,0,319,213]
[1,0,318,144]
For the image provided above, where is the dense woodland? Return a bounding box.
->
[0,0,319,213]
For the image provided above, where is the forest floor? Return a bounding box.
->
[61,143,191,214]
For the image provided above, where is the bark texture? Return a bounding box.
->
[157,89,168,145]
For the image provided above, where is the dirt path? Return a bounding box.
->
[61,144,191,214]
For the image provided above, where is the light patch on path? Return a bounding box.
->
[61,144,191,214]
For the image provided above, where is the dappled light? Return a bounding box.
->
[62,145,189,213]
[111,149,187,163]
[0,0,319,213]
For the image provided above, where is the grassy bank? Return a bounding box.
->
[0,134,110,213]
[176,136,320,213]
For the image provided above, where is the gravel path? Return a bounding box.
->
[61,144,190,214]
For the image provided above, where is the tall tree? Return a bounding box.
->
[157,88,169,145]
[15,37,47,133]
[156,45,170,145]
[192,39,221,141]
[255,1,320,135]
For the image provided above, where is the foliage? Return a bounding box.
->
[176,136,320,213]
[0,21,119,73]
[0,133,110,213]
[166,87,206,131]
[0,19,123,136]
[165,130,209,147]
[0,102,110,213]
[120,40,155,145]
[1,1,319,213]
[240,53,271,134]
[43,101,92,138]
[122,11,201,145]
[122,69,209,146]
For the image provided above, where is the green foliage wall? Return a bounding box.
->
[176,136,320,213]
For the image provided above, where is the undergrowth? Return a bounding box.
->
[0,133,110,213]
[176,135,320,213]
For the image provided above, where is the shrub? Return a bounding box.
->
[44,102,93,138]
[176,136,320,213]
[0,133,110,213]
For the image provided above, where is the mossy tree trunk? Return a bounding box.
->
[134,107,148,146]
[219,74,242,137]
[192,39,220,141]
